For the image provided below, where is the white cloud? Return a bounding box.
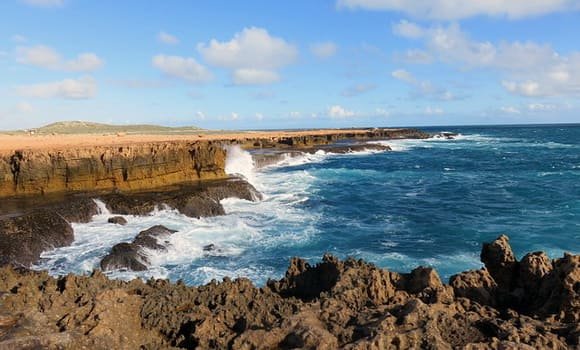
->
[16,45,103,72]
[152,54,212,83]
[500,106,521,114]
[21,0,64,7]
[392,69,455,100]
[391,69,415,83]
[328,105,356,118]
[392,20,424,39]
[217,112,240,121]
[194,111,206,120]
[17,76,97,99]
[158,31,179,45]
[394,22,580,97]
[337,0,580,20]
[255,113,264,120]
[198,27,297,85]
[425,106,444,115]
[232,68,279,85]
[310,42,338,58]
[398,49,433,64]
[342,83,376,97]
[527,103,558,111]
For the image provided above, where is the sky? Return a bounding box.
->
[1,0,580,130]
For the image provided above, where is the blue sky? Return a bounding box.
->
[1,0,579,130]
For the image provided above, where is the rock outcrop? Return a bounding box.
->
[0,197,99,267]
[0,128,428,198]
[100,225,177,271]
[0,235,577,349]
[0,178,260,268]
[0,141,226,197]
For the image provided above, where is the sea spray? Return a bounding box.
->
[93,198,111,215]
[225,145,258,187]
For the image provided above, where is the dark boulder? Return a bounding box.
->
[101,177,261,219]
[107,216,127,225]
[0,209,73,267]
[100,225,177,272]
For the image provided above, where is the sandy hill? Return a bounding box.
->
[19,121,203,135]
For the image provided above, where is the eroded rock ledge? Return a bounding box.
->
[0,177,260,267]
[0,235,578,349]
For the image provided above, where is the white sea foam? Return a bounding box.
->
[36,146,320,283]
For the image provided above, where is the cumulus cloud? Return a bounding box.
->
[16,45,103,72]
[337,0,580,20]
[392,20,424,39]
[17,76,97,99]
[197,27,297,85]
[328,105,356,118]
[394,21,580,97]
[392,69,455,100]
[158,31,179,45]
[310,42,338,58]
[21,0,64,7]
[397,49,433,64]
[341,83,376,97]
[152,54,212,83]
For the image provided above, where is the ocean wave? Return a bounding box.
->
[36,148,321,283]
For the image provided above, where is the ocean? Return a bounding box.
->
[35,124,580,285]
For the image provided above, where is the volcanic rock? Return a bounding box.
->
[0,235,577,349]
[107,216,127,225]
[100,225,177,271]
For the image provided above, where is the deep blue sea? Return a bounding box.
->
[37,124,580,285]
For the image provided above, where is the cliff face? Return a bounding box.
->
[0,141,226,197]
[241,128,428,149]
[0,128,429,198]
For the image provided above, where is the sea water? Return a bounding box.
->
[36,124,580,285]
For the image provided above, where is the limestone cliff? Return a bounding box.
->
[0,141,226,197]
[0,128,429,198]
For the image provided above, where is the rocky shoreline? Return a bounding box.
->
[0,128,425,270]
[2,128,577,349]
[0,235,578,349]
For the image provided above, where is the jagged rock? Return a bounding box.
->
[100,225,176,271]
[107,216,127,225]
[0,209,73,267]
[101,177,261,218]
[202,244,216,251]
[481,234,517,289]
[450,268,498,306]
[0,236,578,349]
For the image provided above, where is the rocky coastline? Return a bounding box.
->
[0,235,578,349]
[0,128,425,270]
[1,128,577,349]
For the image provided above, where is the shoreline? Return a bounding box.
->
[0,127,578,348]
[0,235,578,349]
